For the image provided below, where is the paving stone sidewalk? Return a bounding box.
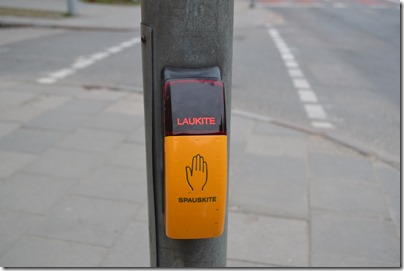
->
[0,80,400,267]
[0,0,400,267]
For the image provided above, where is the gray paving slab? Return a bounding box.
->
[56,128,126,153]
[246,134,307,158]
[83,112,143,133]
[101,221,149,267]
[0,235,108,267]
[229,173,308,219]
[26,109,90,132]
[0,173,75,214]
[229,139,247,172]
[22,148,101,179]
[254,122,307,137]
[0,209,42,256]
[134,203,148,223]
[310,178,390,218]
[228,212,309,267]
[311,252,400,267]
[126,124,145,145]
[0,121,20,139]
[227,259,277,267]
[0,103,47,123]
[74,89,128,101]
[229,114,255,142]
[374,163,401,233]
[0,127,63,153]
[0,91,37,107]
[57,99,109,115]
[73,165,147,204]
[311,211,400,266]
[104,93,144,116]
[27,94,71,110]
[237,153,307,183]
[0,150,37,180]
[30,195,142,247]
[308,153,376,182]
[103,142,146,169]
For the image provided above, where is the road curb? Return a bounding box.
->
[231,109,400,170]
[0,19,139,32]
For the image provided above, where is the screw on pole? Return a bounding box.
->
[141,0,234,267]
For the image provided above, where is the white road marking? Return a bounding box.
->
[48,68,74,79]
[281,52,295,61]
[311,121,335,129]
[304,104,327,120]
[285,60,299,68]
[107,46,124,54]
[37,37,141,85]
[293,78,311,89]
[37,77,57,84]
[72,59,95,69]
[268,27,334,129]
[288,68,304,78]
[90,52,110,61]
[298,90,318,103]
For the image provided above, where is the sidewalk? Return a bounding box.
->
[0,0,400,267]
[0,0,140,31]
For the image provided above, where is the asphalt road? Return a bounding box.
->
[233,0,400,163]
[0,0,400,163]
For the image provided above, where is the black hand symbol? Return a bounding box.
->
[185,154,208,191]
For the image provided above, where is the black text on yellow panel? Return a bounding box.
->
[163,67,227,239]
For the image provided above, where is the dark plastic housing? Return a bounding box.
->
[163,67,226,136]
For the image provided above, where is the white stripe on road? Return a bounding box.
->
[267,27,334,129]
[288,68,304,78]
[304,104,327,120]
[285,60,299,68]
[311,121,335,129]
[292,78,311,89]
[37,37,141,85]
[298,90,318,103]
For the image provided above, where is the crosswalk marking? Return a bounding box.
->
[267,27,335,130]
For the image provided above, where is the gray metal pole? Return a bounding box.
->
[141,0,234,267]
[67,0,77,16]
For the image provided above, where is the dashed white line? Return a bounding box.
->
[267,27,334,129]
[281,52,295,61]
[37,37,140,85]
[288,68,304,78]
[285,60,299,68]
[304,104,327,120]
[311,121,335,129]
[90,52,109,61]
[298,90,318,103]
[48,68,75,79]
[292,78,311,89]
[37,77,57,85]
[72,59,94,69]
[107,46,124,54]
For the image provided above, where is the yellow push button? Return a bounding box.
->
[165,135,227,239]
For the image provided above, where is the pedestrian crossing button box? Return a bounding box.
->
[163,66,228,239]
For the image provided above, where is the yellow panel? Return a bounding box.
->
[164,135,227,239]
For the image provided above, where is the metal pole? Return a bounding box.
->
[141,0,234,267]
[67,0,77,16]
